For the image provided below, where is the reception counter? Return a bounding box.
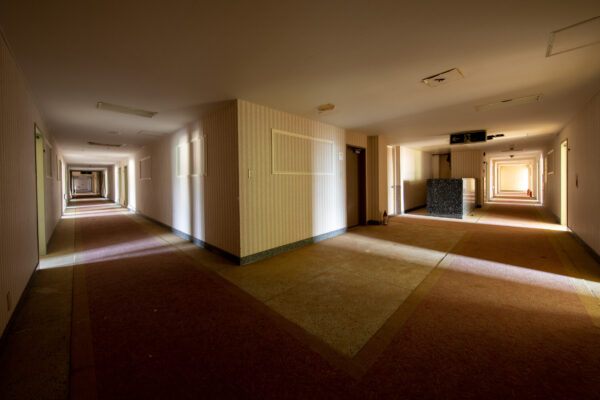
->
[426,178,476,219]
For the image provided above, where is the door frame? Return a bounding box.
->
[560,139,568,226]
[346,145,366,227]
[34,124,46,256]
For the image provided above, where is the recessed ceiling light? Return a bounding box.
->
[546,16,600,57]
[475,94,542,112]
[97,101,157,118]
[422,68,464,87]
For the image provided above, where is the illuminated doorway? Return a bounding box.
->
[560,140,568,226]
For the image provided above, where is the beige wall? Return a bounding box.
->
[400,147,432,211]
[545,90,600,255]
[366,136,388,222]
[238,100,345,257]
[134,102,240,256]
[0,36,63,336]
[498,164,530,192]
[451,149,484,205]
[132,99,390,259]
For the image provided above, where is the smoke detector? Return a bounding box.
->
[97,101,157,118]
[317,103,335,113]
[422,68,464,87]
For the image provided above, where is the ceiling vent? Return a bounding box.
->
[422,68,464,87]
[475,94,542,112]
[546,16,600,57]
[97,101,157,118]
[501,145,523,153]
[88,141,124,148]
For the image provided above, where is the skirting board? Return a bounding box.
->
[134,211,347,266]
[570,231,600,265]
[0,262,39,349]
[240,227,347,265]
[134,211,240,265]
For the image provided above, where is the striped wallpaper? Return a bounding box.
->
[451,149,484,205]
[237,100,346,257]
[134,102,240,256]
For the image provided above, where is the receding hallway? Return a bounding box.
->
[1,198,599,399]
[2,4,600,398]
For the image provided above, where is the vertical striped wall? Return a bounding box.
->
[0,36,63,336]
[134,102,240,256]
[237,100,346,257]
[451,150,482,179]
[203,102,240,255]
[451,149,484,205]
[366,135,388,221]
[367,136,380,221]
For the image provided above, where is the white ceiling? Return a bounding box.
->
[1,1,599,163]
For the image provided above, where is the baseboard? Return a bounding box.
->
[134,211,240,265]
[240,227,347,265]
[135,212,347,266]
[0,261,40,352]
[367,220,381,225]
[569,231,600,265]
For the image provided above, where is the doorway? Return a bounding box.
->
[560,140,568,226]
[34,125,46,256]
[346,146,366,227]
[123,165,128,208]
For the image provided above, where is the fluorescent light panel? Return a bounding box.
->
[97,101,157,118]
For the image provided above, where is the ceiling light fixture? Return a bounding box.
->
[475,94,542,112]
[546,16,600,57]
[422,68,464,87]
[97,101,157,118]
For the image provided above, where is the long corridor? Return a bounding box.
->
[1,199,600,399]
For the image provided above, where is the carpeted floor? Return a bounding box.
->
[68,200,600,399]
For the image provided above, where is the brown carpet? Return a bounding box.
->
[70,201,600,399]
